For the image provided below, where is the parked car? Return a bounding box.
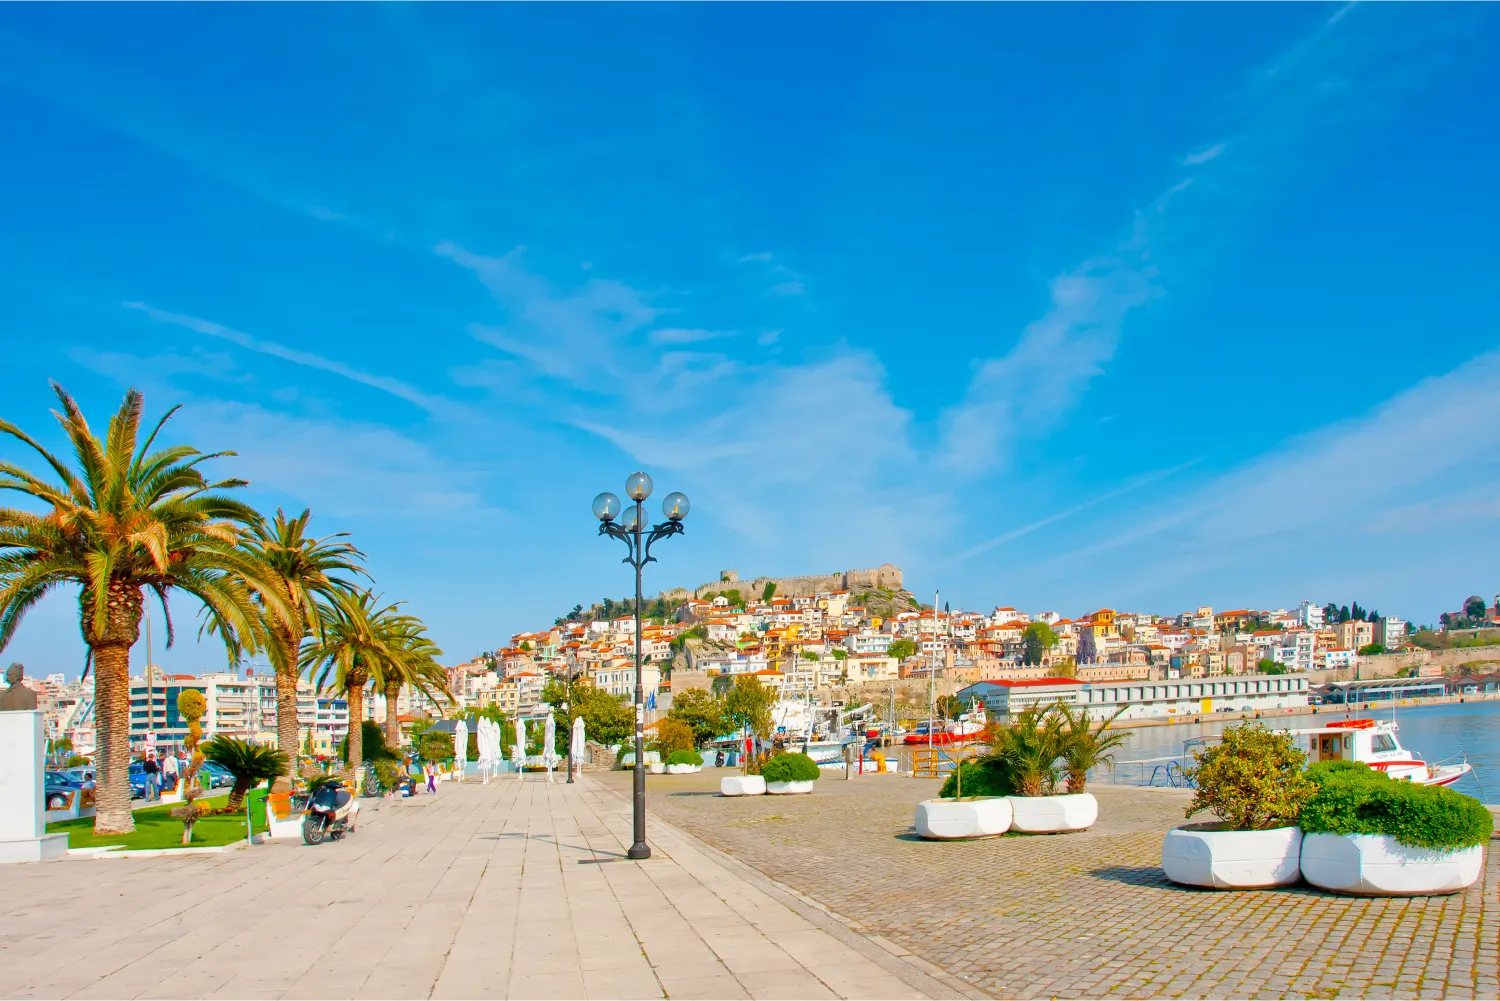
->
[44,771,85,811]
[63,765,97,785]
[128,761,149,799]
[198,761,235,789]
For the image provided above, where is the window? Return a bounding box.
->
[1370,734,1397,754]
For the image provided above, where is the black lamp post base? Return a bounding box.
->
[627,842,652,860]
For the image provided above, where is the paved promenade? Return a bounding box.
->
[603,768,1499,1001]
[0,776,950,1000]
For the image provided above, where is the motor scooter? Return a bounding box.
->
[302,780,359,845]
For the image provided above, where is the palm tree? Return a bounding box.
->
[243,509,366,790]
[375,614,450,750]
[1054,702,1131,794]
[990,705,1064,797]
[203,736,289,813]
[301,590,403,777]
[0,386,282,834]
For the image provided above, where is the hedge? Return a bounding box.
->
[939,759,1015,799]
[761,752,820,783]
[1300,761,1494,851]
[666,749,703,766]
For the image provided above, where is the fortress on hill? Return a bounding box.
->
[666,564,903,601]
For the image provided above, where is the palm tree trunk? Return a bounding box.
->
[226,777,252,814]
[1066,767,1087,795]
[384,681,401,750]
[345,684,364,780]
[273,652,301,793]
[91,641,136,834]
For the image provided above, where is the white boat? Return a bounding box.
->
[1293,718,1471,787]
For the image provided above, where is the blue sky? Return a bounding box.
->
[3,4,1499,677]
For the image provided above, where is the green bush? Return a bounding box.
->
[1301,763,1494,851]
[938,759,1015,799]
[761,752,820,783]
[1305,759,1372,783]
[666,749,704,766]
[1184,722,1315,830]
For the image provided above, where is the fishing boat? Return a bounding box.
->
[1295,718,1471,787]
[902,705,987,746]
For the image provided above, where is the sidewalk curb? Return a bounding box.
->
[66,833,268,859]
[585,777,992,1001]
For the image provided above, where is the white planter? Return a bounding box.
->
[1300,833,1484,896]
[766,780,815,795]
[720,775,767,796]
[648,762,665,774]
[1162,824,1302,889]
[1007,792,1098,833]
[665,763,694,774]
[914,797,1013,840]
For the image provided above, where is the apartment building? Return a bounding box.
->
[127,667,343,755]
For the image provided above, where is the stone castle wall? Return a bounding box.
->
[677,564,903,601]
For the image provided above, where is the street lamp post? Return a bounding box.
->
[592,472,690,861]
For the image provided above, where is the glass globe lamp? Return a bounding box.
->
[592,492,621,522]
[619,506,640,532]
[662,492,690,522]
[625,471,654,502]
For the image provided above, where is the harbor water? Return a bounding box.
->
[1097,699,1500,802]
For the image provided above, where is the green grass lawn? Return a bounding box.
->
[48,789,270,851]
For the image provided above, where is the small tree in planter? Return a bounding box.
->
[171,690,208,846]
[1055,703,1130,794]
[665,748,703,773]
[761,752,820,794]
[1163,722,1315,889]
[917,759,1016,840]
[995,705,1099,833]
[996,707,1063,797]
[1299,761,1493,895]
[650,719,695,760]
[204,736,289,813]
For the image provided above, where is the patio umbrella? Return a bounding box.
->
[513,716,527,780]
[453,718,468,781]
[543,712,557,783]
[571,715,586,763]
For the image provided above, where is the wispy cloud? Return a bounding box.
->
[122,301,467,419]
[736,250,807,298]
[1183,142,1227,165]
[1026,350,1500,614]
[436,241,663,390]
[943,462,1200,565]
[936,0,1427,480]
[649,327,735,345]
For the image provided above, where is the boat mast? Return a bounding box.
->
[928,589,939,744]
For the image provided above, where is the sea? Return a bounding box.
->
[1095,700,1500,803]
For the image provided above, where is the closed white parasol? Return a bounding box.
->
[453,718,469,781]
[543,712,557,783]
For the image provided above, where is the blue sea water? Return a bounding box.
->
[1098,700,1500,802]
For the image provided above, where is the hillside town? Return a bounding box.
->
[29,566,1500,761]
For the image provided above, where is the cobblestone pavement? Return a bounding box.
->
[0,776,947,1000]
[597,767,1499,1000]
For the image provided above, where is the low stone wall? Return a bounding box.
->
[1354,644,1500,679]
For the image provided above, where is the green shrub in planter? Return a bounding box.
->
[1301,762,1494,851]
[666,749,704,767]
[761,752,820,784]
[938,759,1015,799]
[1184,722,1315,830]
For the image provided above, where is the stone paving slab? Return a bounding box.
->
[0,775,941,1000]
[599,767,1499,1000]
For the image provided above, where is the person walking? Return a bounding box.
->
[424,762,437,794]
[161,751,179,795]
[142,753,161,802]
